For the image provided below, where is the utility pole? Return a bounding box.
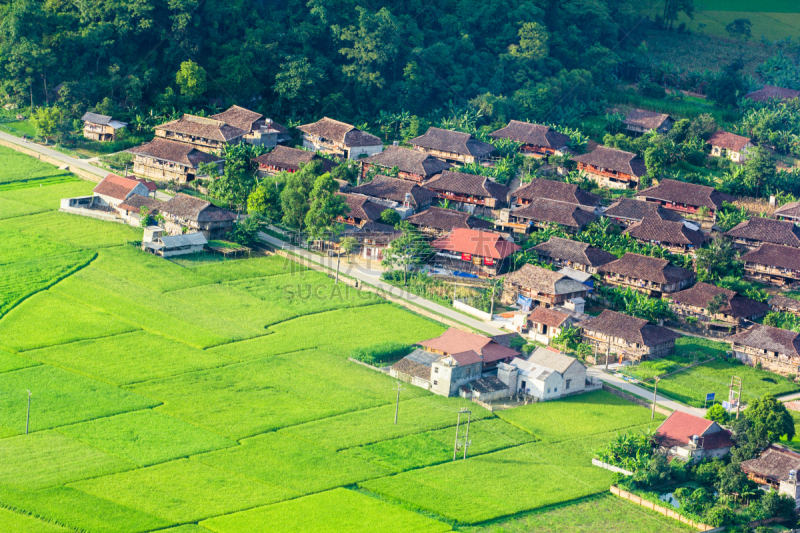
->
[335,250,340,284]
[651,377,660,420]
[489,283,496,318]
[604,343,610,371]
[453,408,472,460]
[394,382,403,425]
[463,411,472,460]
[729,376,743,419]
[25,390,31,435]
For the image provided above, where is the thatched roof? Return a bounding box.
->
[532,237,617,268]
[624,218,706,248]
[155,114,246,142]
[297,117,382,147]
[724,217,800,248]
[637,179,734,211]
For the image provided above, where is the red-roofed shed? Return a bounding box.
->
[656,411,733,463]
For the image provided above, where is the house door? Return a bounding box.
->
[542,325,548,335]
[520,380,526,392]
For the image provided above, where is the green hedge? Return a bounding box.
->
[350,342,412,366]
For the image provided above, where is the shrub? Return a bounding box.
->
[349,342,412,366]
[704,505,734,527]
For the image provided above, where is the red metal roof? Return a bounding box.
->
[431,228,520,259]
[418,328,519,364]
[656,411,733,450]
[93,173,141,201]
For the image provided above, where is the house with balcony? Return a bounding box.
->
[336,193,384,227]
[666,282,769,333]
[405,207,493,237]
[623,109,673,135]
[773,202,800,223]
[431,228,520,277]
[623,217,706,254]
[728,324,800,376]
[724,217,800,251]
[409,127,496,164]
[296,117,383,160]
[154,114,247,154]
[488,121,571,157]
[81,112,127,142]
[636,179,735,220]
[501,264,591,308]
[740,243,800,286]
[496,198,596,235]
[603,197,684,227]
[707,130,753,164]
[423,170,509,217]
[251,146,338,177]
[525,305,588,345]
[770,295,800,317]
[744,85,800,103]
[127,138,223,183]
[578,310,681,361]
[350,175,438,214]
[597,253,695,297]
[360,145,451,183]
[210,105,291,147]
[572,146,646,189]
[158,193,237,239]
[532,237,617,274]
[510,178,600,209]
[339,221,401,262]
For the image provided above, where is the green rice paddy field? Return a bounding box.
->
[0,151,697,532]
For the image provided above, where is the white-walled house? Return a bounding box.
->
[497,348,588,401]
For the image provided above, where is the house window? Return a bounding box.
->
[547,388,550,393]
[434,367,438,373]
[433,380,438,386]
[566,379,571,390]
[554,387,558,392]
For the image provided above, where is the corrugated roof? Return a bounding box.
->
[159,232,208,247]
[431,228,520,259]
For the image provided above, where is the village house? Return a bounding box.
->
[742,445,800,502]
[532,237,617,274]
[666,282,769,333]
[623,109,674,135]
[488,121,571,157]
[744,85,800,103]
[297,117,383,160]
[707,130,753,164]
[81,112,127,142]
[656,411,733,463]
[598,253,695,297]
[410,127,496,164]
[579,309,681,361]
[158,193,237,239]
[251,146,338,177]
[510,178,601,209]
[773,201,800,223]
[603,197,684,227]
[360,145,451,183]
[116,194,162,226]
[728,323,800,376]
[154,114,247,154]
[142,230,208,258]
[526,303,588,345]
[623,217,706,254]
[497,198,597,234]
[724,217,800,251]
[770,295,800,317]
[497,348,589,401]
[210,105,291,147]
[572,146,647,189]
[350,175,438,214]
[340,221,401,262]
[127,138,223,183]
[91,173,152,209]
[336,193,385,227]
[405,207,493,237]
[501,263,591,308]
[740,243,800,286]
[636,179,735,220]
[431,228,520,277]
[423,170,509,216]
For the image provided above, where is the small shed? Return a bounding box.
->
[143,232,207,257]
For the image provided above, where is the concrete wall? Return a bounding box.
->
[610,486,721,532]
[453,300,492,321]
[563,362,587,394]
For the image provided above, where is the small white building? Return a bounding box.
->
[142,232,207,257]
[92,173,152,208]
[497,348,588,401]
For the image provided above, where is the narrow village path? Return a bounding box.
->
[0,130,107,179]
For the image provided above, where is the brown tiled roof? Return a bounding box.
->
[572,146,647,177]
[350,175,438,208]
[406,207,493,232]
[724,217,800,248]
[604,198,684,223]
[342,221,401,244]
[297,117,381,147]
[338,193,385,222]
[770,294,800,312]
[361,145,451,178]
[156,114,246,142]
[741,243,800,271]
[424,171,509,202]
[728,324,800,358]
[741,445,800,482]
[410,127,496,158]
[598,253,695,284]
[81,112,113,125]
[745,85,800,103]
[774,201,800,220]
[667,282,769,319]
[527,306,570,328]
[93,173,143,201]
[210,105,262,133]
[623,109,671,131]
[418,328,520,364]
[512,178,600,207]
[117,194,162,213]
[159,193,237,222]
[450,350,484,366]
[532,237,617,268]
[637,179,735,211]
[624,218,706,248]
[432,228,520,259]
[511,198,596,230]
[707,130,751,152]
[251,146,337,173]
[579,310,681,347]
[488,121,570,150]
[391,358,432,381]
[127,139,223,168]
[505,264,590,295]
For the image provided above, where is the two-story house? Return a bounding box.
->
[251,146,338,177]
[724,217,800,251]
[572,146,647,189]
[579,310,681,361]
[296,117,383,160]
[623,217,706,254]
[210,105,291,147]
[666,282,769,332]
[728,323,800,376]
[423,170,509,216]
[636,179,735,220]
[154,114,247,154]
[597,253,695,297]
[431,228,520,277]
[532,237,617,274]
[158,193,237,239]
[81,112,127,142]
[127,138,223,183]
[501,264,591,308]
[509,178,600,209]
[350,175,438,214]
[497,198,596,234]
[410,127,496,164]
[360,145,451,183]
[603,197,684,227]
[488,121,571,157]
[623,109,673,135]
[405,207,493,237]
[740,243,800,286]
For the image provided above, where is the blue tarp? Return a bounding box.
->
[517,295,533,311]
[453,271,479,278]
